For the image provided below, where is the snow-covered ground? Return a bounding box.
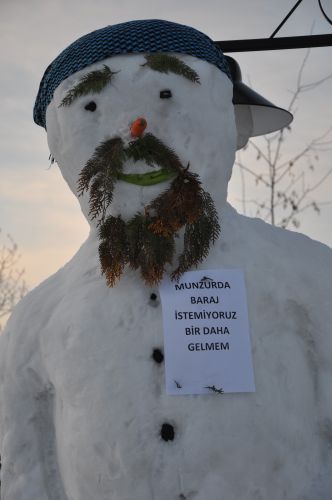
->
[1,52,332,500]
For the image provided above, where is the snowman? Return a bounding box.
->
[1,19,332,500]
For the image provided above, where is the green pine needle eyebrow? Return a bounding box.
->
[59,65,118,107]
[142,54,200,84]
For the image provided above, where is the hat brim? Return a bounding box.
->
[233,81,293,137]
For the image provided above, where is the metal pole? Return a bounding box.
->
[270,0,304,38]
[215,34,332,53]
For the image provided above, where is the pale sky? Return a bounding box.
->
[1,0,332,291]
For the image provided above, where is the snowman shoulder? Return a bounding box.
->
[0,231,95,353]
[0,268,68,498]
[236,210,332,280]
[235,212,332,349]
[0,267,66,382]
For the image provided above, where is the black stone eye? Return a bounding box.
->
[160,89,172,99]
[84,101,97,111]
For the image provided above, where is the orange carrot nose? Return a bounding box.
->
[130,117,147,137]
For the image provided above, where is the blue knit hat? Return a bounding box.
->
[33,19,231,128]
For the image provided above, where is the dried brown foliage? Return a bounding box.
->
[80,134,220,286]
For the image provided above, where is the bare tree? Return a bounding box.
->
[0,229,27,331]
[234,50,332,229]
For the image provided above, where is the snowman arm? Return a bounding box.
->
[0,310,53,500]
[315,306,332,435]
[318,358,332,430]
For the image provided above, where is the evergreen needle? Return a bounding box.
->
[142,54,200,84]
[60,65,117,107]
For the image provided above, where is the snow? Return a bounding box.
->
[1,53,332,500]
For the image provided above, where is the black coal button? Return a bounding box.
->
[160,423,175,441]
[152,348,164,364]
[149,292,159,307]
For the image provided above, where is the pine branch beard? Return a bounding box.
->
[78,134,221,287]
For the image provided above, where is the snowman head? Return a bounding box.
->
[34,20,290,285]
[44,50,236,218]
[35,20,237,212]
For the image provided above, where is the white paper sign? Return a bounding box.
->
[159,269,255,395]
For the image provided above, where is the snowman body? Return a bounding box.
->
[1,54,332,500]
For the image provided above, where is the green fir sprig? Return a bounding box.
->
[142,54,200,84]
[99,216,128,287]
[78,137,125,222]
[147,169,203,237]
[59,65,117,107]
[125,133,184,172]
[98,212,176,287]
[171,186,220,281]
[126,213,175,285]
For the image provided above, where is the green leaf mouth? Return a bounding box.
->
[117,168,176,186]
